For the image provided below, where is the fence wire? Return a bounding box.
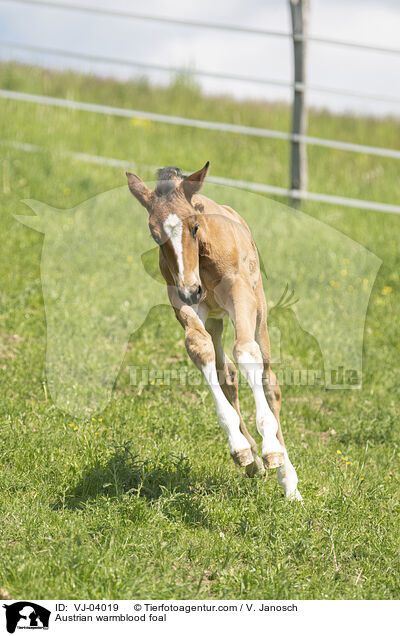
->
[1,41,399,106]
[2,0,400,56]
[2,139,400,214]
[0,0,399,214]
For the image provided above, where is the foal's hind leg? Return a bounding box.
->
[256,295,302,501]
[229,282,285,470]
[205,317,265,477]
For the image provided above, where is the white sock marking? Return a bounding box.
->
[277,449,303,501]
[237,351,284,457]
[202,361,250,454]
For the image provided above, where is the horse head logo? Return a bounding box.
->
[15,187,164,416]
[13,182,381,416]
[3,602,50,634]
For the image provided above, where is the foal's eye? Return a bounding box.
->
[192,222,199,238]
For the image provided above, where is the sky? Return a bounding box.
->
[0,0,399,117]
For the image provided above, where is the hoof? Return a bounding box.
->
[286,488,303,503]
[231,447,254,467]
[245,456,266,478]
[263,451,284,469]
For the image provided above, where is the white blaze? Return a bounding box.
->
[163,214,184,282]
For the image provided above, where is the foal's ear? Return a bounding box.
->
[181,161,210,201]
[126,172,153,211]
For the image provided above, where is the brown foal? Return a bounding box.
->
[127,162,301,500]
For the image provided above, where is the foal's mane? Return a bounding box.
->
[155,166,184,197]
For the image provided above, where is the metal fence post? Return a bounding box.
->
[289,0,310,207]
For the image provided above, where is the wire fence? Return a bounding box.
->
[0,0,399,213]
[2,88,399,160]
[2,0,400,56]
[3,140,400,214]
[2,40,400,106]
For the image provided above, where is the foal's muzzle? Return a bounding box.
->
[178,284,202,305]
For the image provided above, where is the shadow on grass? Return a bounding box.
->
[53,444,225,528]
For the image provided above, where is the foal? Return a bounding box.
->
[127,162,302,500]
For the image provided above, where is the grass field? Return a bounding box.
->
[0,62,399,600]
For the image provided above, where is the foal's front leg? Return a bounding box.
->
[205,317,265,477]
[175,304,254,468]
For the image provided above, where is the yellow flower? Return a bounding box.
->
[150,380,154,385]
[350,472,354,476]
[74,426,78,431]
[360,477,364,481]
[330,280,340,287]
[336,450,342,454]
[381,286,392,296]
[98,418,102,421]
[127,255,133,263]
[341,269,347,277]
[130,117,151,128]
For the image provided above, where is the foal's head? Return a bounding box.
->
[126,162,209,305]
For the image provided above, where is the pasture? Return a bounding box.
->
[0,62,399,599]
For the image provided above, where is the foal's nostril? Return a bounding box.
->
[178,285,202,305]
[189,289,200,305]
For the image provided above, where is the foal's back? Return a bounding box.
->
[194,194,261,296]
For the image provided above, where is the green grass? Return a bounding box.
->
[0,62,399,600]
